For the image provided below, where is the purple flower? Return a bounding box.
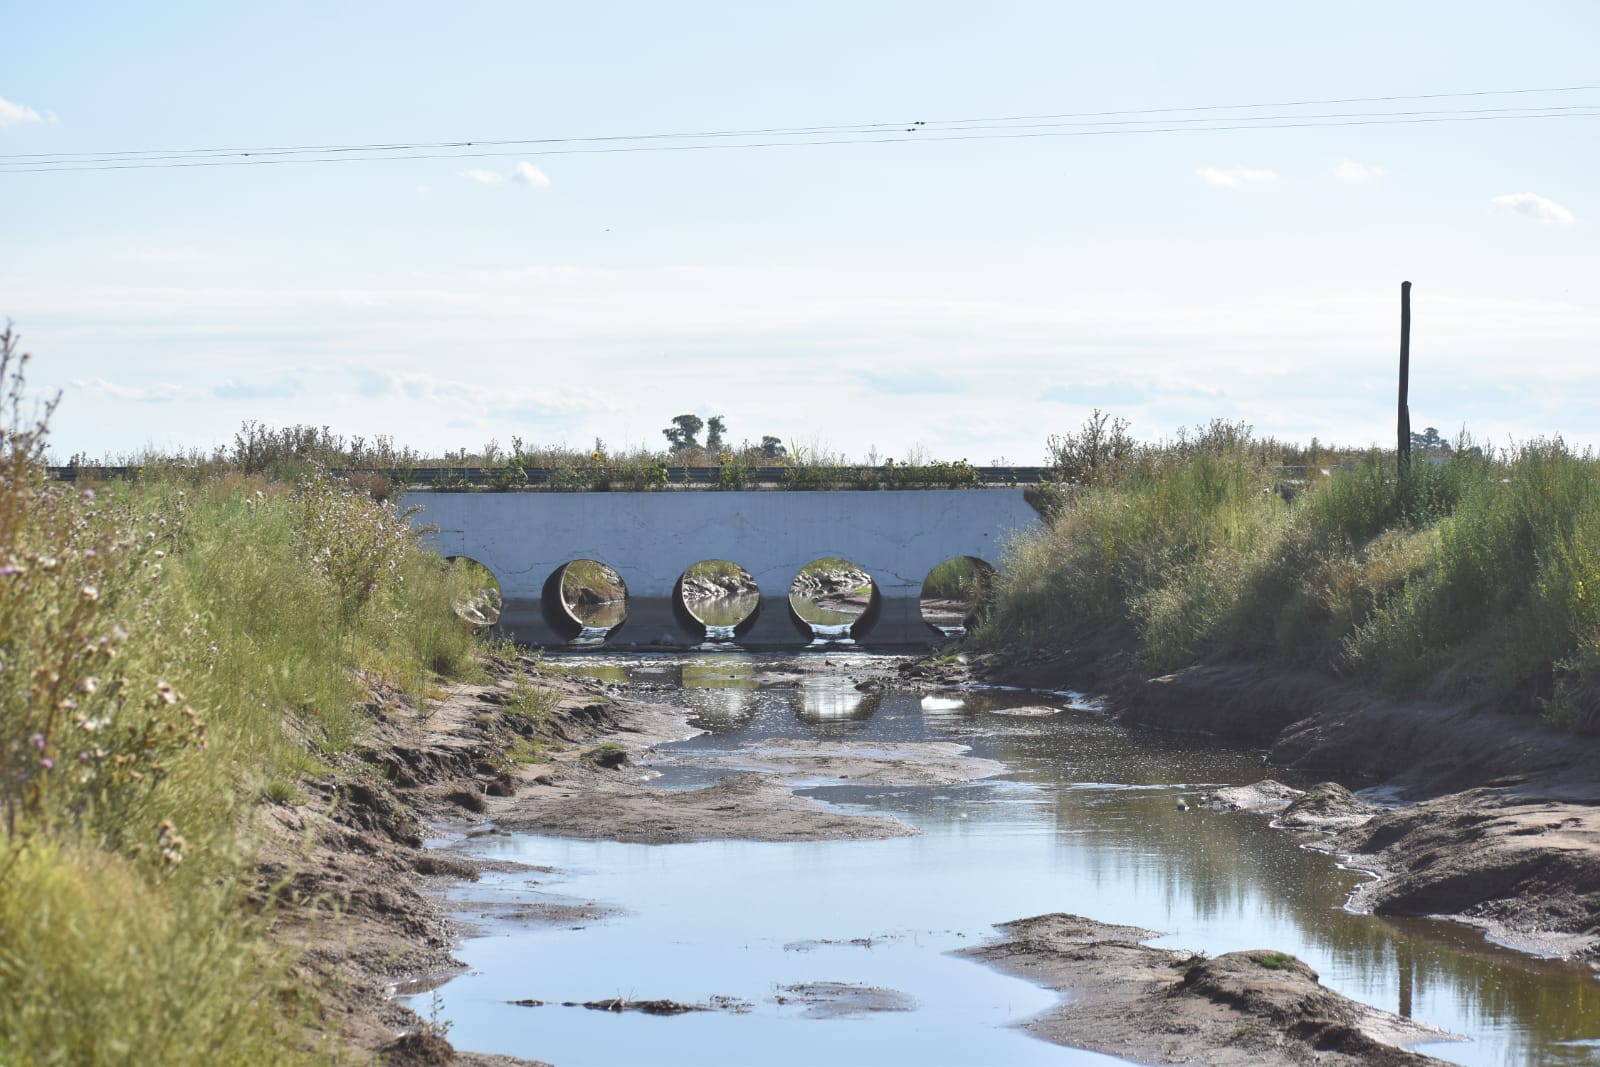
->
[40,758,53,771]
[30,733,45,749]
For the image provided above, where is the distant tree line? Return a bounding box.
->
[662,414,786,459]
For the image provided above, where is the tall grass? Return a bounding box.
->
[980,421,1600,730]
[2,329,481,1064]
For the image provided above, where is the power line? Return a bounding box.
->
[7,102,1596,169]
[3,85,1596,174]
[5,82,1598,164]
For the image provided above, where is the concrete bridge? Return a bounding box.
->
[406,489,1040,648]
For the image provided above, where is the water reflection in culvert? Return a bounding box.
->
[690,592,761,632]
[790,594,860,645]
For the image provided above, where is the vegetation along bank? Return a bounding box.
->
[956,412,1600,960]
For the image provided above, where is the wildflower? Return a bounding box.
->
[157,819,185,861]
[31,733,46,749]
[39,757,53,771]
[83,676,99,694]
[81,584,100,603]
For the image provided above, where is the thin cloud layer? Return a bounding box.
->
[1492,192,1577,225]
[0,95,42,127]
[1335,159,1385,183]
[213,377,304,400]
[1196,166,1277,189]
[514,161,551,188]
[70,377,182,403]
[458,161,552,188]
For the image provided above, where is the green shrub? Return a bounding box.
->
[981,423,1600,725]
[2,329,483,1063]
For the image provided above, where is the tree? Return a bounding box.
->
[760,435,787,460]
[662,414,703,452]
[1409,426,1452,454]
[705,416,726,452]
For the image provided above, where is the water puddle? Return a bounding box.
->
[413,652,1600,1067]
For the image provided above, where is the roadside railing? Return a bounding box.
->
[46,464,1056,490]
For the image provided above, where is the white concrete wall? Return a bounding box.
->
[406,489,1039,646]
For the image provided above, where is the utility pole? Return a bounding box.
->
[1397,281,1412,474]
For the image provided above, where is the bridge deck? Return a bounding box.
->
[48,465,1053,488]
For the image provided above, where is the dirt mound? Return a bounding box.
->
[964,913,1453,1065]
[1200,779,1303,813]
[1277,782,1379,832]
[1334,790,1600,958]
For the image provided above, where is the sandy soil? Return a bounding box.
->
[491,768,916,843]
[964,914,1454,1065]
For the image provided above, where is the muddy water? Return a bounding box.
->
[416,653,1600,1067]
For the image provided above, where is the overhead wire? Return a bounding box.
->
[3,85,1597,174]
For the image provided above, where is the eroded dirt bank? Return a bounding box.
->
[269,654,1003,1064]
[964,914,1453,1066]
[956,647,1600,961]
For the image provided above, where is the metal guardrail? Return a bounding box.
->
[46,465,1055,488]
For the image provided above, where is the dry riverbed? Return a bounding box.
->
[265,648,1523,1066]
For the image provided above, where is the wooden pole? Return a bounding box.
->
[1398,280,1412,474]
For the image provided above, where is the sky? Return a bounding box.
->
[3,1,1597,465]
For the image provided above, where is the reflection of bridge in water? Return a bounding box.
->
[408,489,1040,648]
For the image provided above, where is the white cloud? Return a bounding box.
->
[213,376,303,400]
[70,377,183,403]
[1196,166,1277,189]
[1335,159,1385,183]
[1491,192,1576,225]
[416,184,433,195]
[0,95,42,127]
[513,161,551,188]
[458,162,552,188]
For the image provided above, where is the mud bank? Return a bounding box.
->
[256,663,645,1067]
[964,914,1453,1065]
[270,654,1005,1063]
[966,648,1600,961]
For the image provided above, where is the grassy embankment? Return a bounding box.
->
[976,416,1600,732]
[0,333,490,1064]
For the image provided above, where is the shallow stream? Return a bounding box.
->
[415,652,1600,1066]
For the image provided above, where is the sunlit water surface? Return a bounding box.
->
[412,652,1600,1067]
